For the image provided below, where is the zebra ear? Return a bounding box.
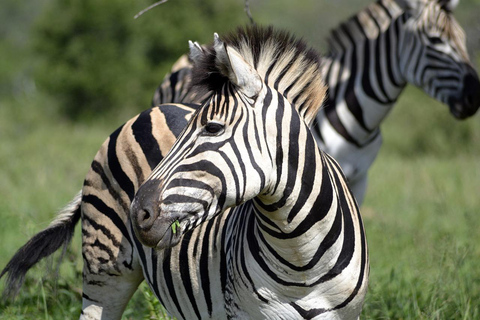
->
[439,0,459,11]
[188,40,205,65]
[213,33,262,99]
[397,0,425,13]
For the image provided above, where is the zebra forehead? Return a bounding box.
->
[416,0,468,59]
[190,25,326,126]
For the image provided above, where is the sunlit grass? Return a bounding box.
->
[362,154,480,319]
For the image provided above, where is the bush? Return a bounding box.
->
[32,0,246,120]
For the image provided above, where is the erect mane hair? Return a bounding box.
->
[326,0,403,55]
[191,25,326,126]
[416,0,468,60]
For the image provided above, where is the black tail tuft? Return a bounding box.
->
[0,194,82,300]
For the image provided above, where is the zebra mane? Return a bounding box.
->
[191,25,326,126]
[326,0,403,55]
[326,0,467,60]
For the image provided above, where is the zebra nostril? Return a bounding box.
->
[139,208,150,222]
[135,206,157,230]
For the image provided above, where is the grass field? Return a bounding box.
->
[1,82,479,319]
[1,0,480,315]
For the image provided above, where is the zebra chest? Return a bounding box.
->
[135,206,356,319]
[136,211,231,319]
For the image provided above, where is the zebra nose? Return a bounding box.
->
[462,73,480,113]
[131,180,162,232]
[131,198,160,234]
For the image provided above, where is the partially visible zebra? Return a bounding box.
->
[1,26,369,319]
[131,26,368,319]
[153,0,480,204]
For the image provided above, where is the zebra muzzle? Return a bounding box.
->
[131,180,185,249]
[131,199,186,249]
[448,68,480,119]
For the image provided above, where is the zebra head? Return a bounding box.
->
[398,0,480,118]
[131,26,326,250]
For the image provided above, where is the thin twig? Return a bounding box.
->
[244,0,255,25]
[134,0,169,19]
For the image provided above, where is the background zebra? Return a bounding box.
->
[152,0,480,204]
[1,26,368,319]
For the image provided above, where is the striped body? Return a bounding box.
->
[153,0,480,204]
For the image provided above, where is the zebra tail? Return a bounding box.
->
[0,191,82,300]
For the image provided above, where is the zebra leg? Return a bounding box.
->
[77,130,150,319]
[80,259,143,320]
[80,214,144,320]
[348,173,368,206]
[79,178,145,319]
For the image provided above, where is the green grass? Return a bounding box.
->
[1,85,479,319]
[362,155,480,319]
[361,87,480,319]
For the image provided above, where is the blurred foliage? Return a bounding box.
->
[31,0,246,120]
[3,0,479,122]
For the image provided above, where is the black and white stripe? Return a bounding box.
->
[152,0,480,205]
[131,26,368,319]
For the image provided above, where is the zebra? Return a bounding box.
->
[131,26,368,319]
[152,0,480,205]
[1,26,369,319]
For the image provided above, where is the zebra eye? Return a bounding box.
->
[203,122,225,135]
[428,36,443,45]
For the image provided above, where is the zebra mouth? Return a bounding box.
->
[448,101,475,120]
[152,210,201,250]
[447,74,480,120]
[153,218,185,250]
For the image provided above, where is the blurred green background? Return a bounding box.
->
[1,0,479,319]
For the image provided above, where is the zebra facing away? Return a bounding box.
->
[1,26,369,319]
[153,0,480,204]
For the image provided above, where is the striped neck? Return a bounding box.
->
[326,0,404,57]
[249,116,336,272]
[323,0,408,136]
